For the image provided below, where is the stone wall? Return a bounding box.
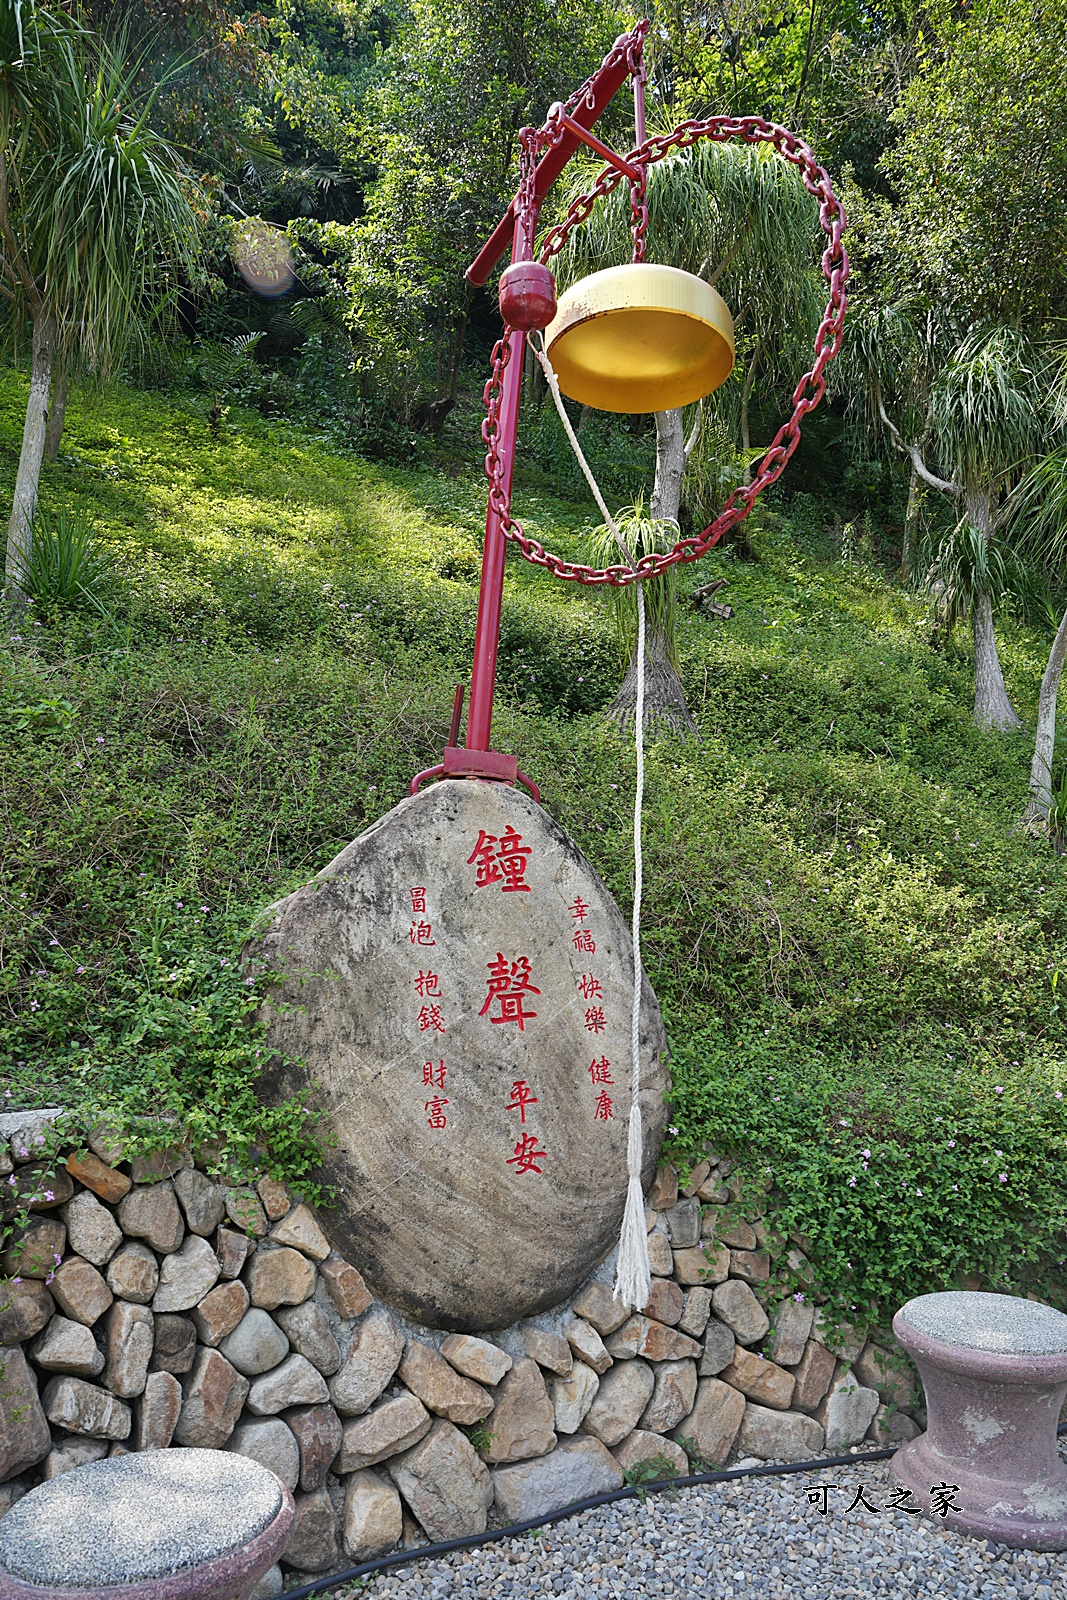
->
[0,1114,923,1596]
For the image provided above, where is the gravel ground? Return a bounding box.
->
[310,1445,1067,1600]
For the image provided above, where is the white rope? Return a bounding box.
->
[532,333,651,1313]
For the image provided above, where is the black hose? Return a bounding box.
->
[280,1419,1067,1598]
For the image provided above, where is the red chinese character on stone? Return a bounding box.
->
[497,826,532,893]
[422,1061,446,1089]
[569,896,591,924]
[588,1057,614,1085]
[506,1132,547,1174]
[584,1006,607,1034]
[593,1090,614,1120]
[418,1004,445,1034]
[504,1079,538,1124]
[467,830,503,888]
[479,953,541,1031]
[415,970,441,997]
[572,929,597,954]
[425,1096,448,1129]
[410,887,428,913]
[409,920,436,946]
[577,973,603,1000]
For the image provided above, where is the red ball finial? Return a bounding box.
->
[498,261,557,331]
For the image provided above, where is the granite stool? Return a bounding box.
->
[892,1290,1067,1550]
[0,1450,294,1600]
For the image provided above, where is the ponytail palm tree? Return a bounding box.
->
[1,4,201,594]
[550,138,823,731]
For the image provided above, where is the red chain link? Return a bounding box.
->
[481,114,848,587]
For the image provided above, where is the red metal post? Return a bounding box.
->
[465,204,536,755]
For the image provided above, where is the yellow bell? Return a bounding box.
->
[544,262,735,413]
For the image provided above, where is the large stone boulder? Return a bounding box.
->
[249,780,668,1330]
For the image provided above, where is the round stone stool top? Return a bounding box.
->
[0,1450,283,1589]
[898,1290,1067,1356]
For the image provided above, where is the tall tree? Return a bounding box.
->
[1,4,201,593]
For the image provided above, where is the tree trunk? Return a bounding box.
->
[967,485,1021,732]
[43,360,68,461]
[6,312,57,595]
[1021,602,1067,831]
[651,408,685,522]
[901,462,920,581]
[604,622,698,737]
[740,343,760,485]
[604,407,697,739]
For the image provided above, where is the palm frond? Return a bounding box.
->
[588,505,680,665]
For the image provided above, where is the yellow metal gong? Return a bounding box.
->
[544,262,735,414]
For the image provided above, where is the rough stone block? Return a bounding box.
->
[149,1314,196,1375]
[224,1187,268,1239]
[719,1347,794,1410]
[605,1316,702,1363]
[287,1403,343,1491]
[440,1333,512,1387]
[564,1317,612,1375]
[152,1234,221,1313]
[274,1300,341,1377]
[639,1358,698,1434]
[129,1145,190,1184]
[116,1182,184,1255]
[612,1429,689,1478]
[736,1402,825,1461]
[173,1168,226,1237]
[640,1279,684,1327]
[283,1486,337,1574]
[247,1352,329,1416]
[337,1394,432,1473]
[729,1249,770,1285]
[0,1348,50,1482]
[219,1308,289,1377]
[388,1419,493,1541]
[342,1468,402,1560]
[680,1160,711,1199]
[664,1199,700,1249]
[698,1318,735,1377]
[227,1416,300,1492]
[711,1280,769,1345]
[64,1151,131,1204]
[1,1215,65,1279]
[582,1359,655,1447]
[398,1341,494,1425]
[42,1436,108,1480]
[791,1338,837,1412]
[523,1327,572,1375]
[319,1255,372,1320]
[215,1227,253,1280]
[328,1304,404,1417]
[248,1565,283,1600]
[270,1204,330,1262]
[173,1348,248,1447]
[133,1369,182,1451]
[6,1158,73,1211]
[767,1299,814,1368]
[673,1244,729,1287]
[492,1436,623,1522]
[246,1246,316,1311]
[41,1376,131,1441]
[483,1356,555,1464]
[646,1164,678,1211]
[50,1257,113,1328]
[570,1282,630,1338]
[811,1309,865,1363]
[105,1242,159,1306]
[62,1193,123,1269]
[670,1377,745,1466]
[814,1369,880,1449]
[256,1176,291,1222]
[866,1402,921,1446]
[0,1278,54,1346]
[32,1315,104,1378]
[103,1301,154,1398]
[647,1231,674,1276]
[191,1279,250,1347]
[548,1360,599,1434]
[852,1340,918,1410]
[678,1288,712,1339]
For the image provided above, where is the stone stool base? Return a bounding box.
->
[0,1450,294,1600]
[893,1291,1067,1552]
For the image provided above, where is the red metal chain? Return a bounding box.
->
[481,114,848,587]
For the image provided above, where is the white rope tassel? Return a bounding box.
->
[532,332,651,1312]
[613,579,650,1311]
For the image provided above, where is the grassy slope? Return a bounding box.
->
[2,369,1064,1315]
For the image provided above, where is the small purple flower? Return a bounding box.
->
[947,1140,956,1148]
[994,1086,1004,1094]
[10,1277,21,1286]
[17,1147,27,1158]
[44,1190,54,1202]
[999,1173,1008,1183]
[848,1176,857,1187]
[793,1292,805,1303]
[861,1148,871,1159]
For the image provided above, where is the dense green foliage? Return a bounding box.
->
[1,370,1064,1313]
